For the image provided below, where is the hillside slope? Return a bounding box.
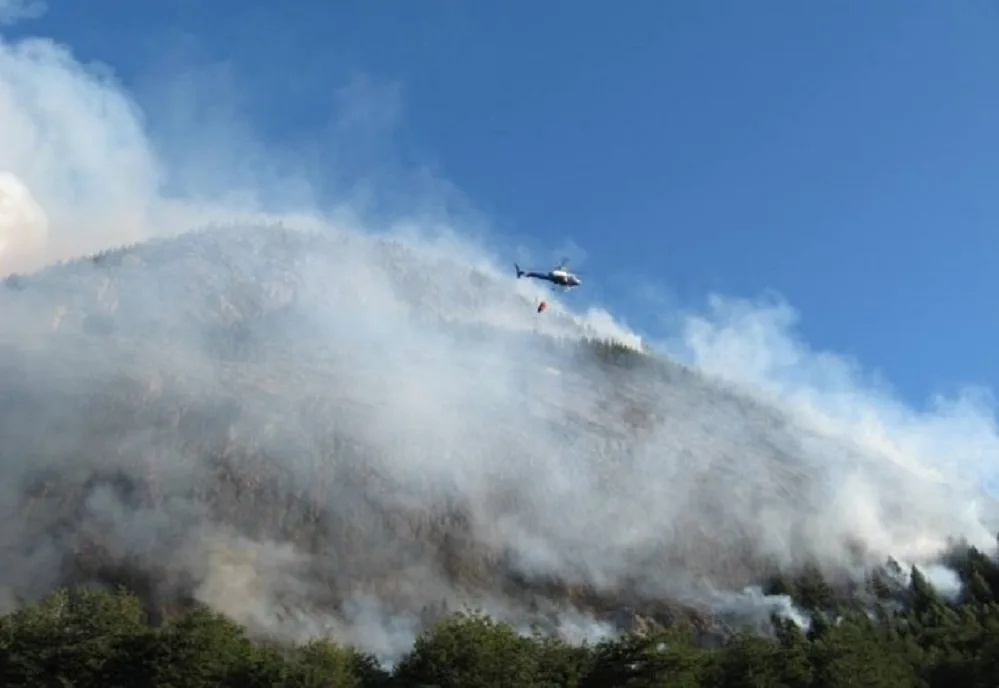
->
[0,223,995,661]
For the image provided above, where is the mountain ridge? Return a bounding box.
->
[0,222,995,662]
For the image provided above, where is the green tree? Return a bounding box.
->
[289,638,384,688]
[808,611,920,688]
[793,565,836,614]
[0,586,148,687]
[529,632,593,688]
[581,627,706,687]
[392,610,539,688]
[7,544,999,688]
[129,605,257,687]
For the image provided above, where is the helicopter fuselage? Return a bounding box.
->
[515,263,581,289]
[547,269,580,287]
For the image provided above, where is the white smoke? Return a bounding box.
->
[659,294,999,549]
[0,170,47,271]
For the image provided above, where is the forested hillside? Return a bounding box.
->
[3,546,999,687]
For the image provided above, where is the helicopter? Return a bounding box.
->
[514,258,582,313]
[514,258,582,290]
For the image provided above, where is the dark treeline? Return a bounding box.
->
[3,545,999,686]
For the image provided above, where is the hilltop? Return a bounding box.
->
[0,223,995,662]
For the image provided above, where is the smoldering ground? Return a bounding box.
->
[1,10,999,664]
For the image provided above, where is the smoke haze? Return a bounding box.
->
[1,9,997,664]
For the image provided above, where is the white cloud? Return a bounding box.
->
[0,0,45,26]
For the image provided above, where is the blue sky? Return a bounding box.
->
[5,0,999,410]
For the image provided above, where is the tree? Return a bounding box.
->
[129,605,257,687]
[7,543,999,688]
[289,638,383,688]
[392,610,538,688]
[0,586,149,687]
[581,627,706,687]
